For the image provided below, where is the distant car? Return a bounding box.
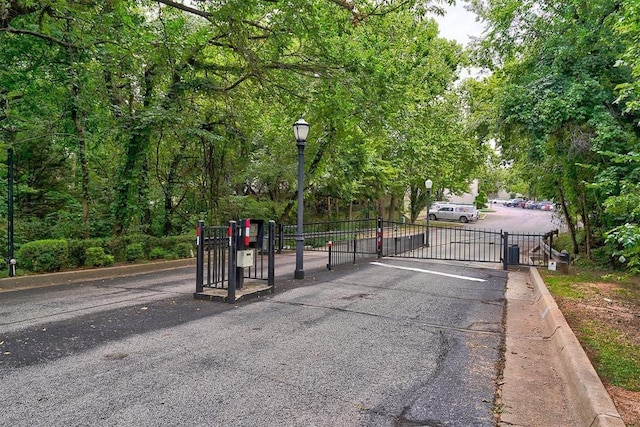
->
[524,200,538,209]
[428,205,478,223]
[537,201,555,211]
[505,198,524,207]
[431,202,454,211]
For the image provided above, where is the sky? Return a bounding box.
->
[433,2,485,47]
[432,3,487,79]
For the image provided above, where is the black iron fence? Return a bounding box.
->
[195,218,563,303]
[278,219,379,269]
[381,221,504,263]
[278,218,561,270]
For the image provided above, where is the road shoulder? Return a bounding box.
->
[500,269,579,425]
[500,269,624,427]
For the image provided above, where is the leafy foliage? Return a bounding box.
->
[125,243,145,263]
[469,0,640,266]
[605,224,640,273]
[0,1,488,267]
[84,247,115,268]
[16,239,68,273]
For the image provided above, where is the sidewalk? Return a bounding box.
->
[501,268,624,426]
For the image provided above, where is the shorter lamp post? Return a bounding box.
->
[425,179,433,247]
[293,117,309,280]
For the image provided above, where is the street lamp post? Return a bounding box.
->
[293,117,309,280]
[425,179,433,247]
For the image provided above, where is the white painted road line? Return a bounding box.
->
[370,262,486,282]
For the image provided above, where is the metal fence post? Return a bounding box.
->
[268,220,275,287]
[196,220,205,293]
[377,217,383,258]
[327,241,333,270]
[228,221,237,303]
[278,223,284,254]
[502,231,509,271]
[353,238,357,264]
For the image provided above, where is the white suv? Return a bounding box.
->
[428,205,478,223]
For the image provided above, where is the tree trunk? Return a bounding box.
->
[581,190,591,258]
[388,194,397,222]
[113,67,155,235]
[70,82,90,239]
[557,182,579,255]
[162,150,185,235]
[409,184,421,222]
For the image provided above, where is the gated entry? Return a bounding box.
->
[194,219,275,303]
[278,218,559,270]
[380,221,556,269]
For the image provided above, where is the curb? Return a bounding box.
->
[529,267,625,427]
[0,258,196,292]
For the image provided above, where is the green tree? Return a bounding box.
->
[472,0,639,259]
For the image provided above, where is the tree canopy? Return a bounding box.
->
[7,0,640,272]
[1,0,478,255]
[470,0,640,268]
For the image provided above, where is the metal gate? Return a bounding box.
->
[195,219,275,303]
[380,220,556,268]
[278,218,559,270]
[381,221,504,263]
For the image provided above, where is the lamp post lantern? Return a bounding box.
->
[293,117,309,280]
[425,179,433,247]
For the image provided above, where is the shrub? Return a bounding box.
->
[175,242,194,258]
[84,247,115,267]
[149,247,170,259]
[605,223,640,273]
[126,243,145,262]
[67,238,106,268]
[475,192,489,209]
[16,239,68,273]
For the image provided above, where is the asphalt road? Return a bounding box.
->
[0,207,563,426]
[0,257,507,426]
[476,203,566,233]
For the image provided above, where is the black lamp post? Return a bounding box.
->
[7,148,15,277]
[425,179,433,247]
[293,117,309,280]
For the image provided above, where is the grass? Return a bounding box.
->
[542,271,595,298]
[581,321,640,391]
[540,267,640,392]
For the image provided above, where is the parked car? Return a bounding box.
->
[428,205,478,223]
[431,202,454,211]
[537,201,555,211]
[524,200,538,209]
[505,198,524,207]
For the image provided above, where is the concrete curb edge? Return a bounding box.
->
[529,267,625,427]
[0,258,196,292]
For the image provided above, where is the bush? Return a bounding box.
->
[605,223,640,273]
[84,247,115,267]
[149,247,177,260]
[175,242,194,258]
[126,243,145,262]
[16,239,68,273]
[475,192,489,209]
[67,238,106,268]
